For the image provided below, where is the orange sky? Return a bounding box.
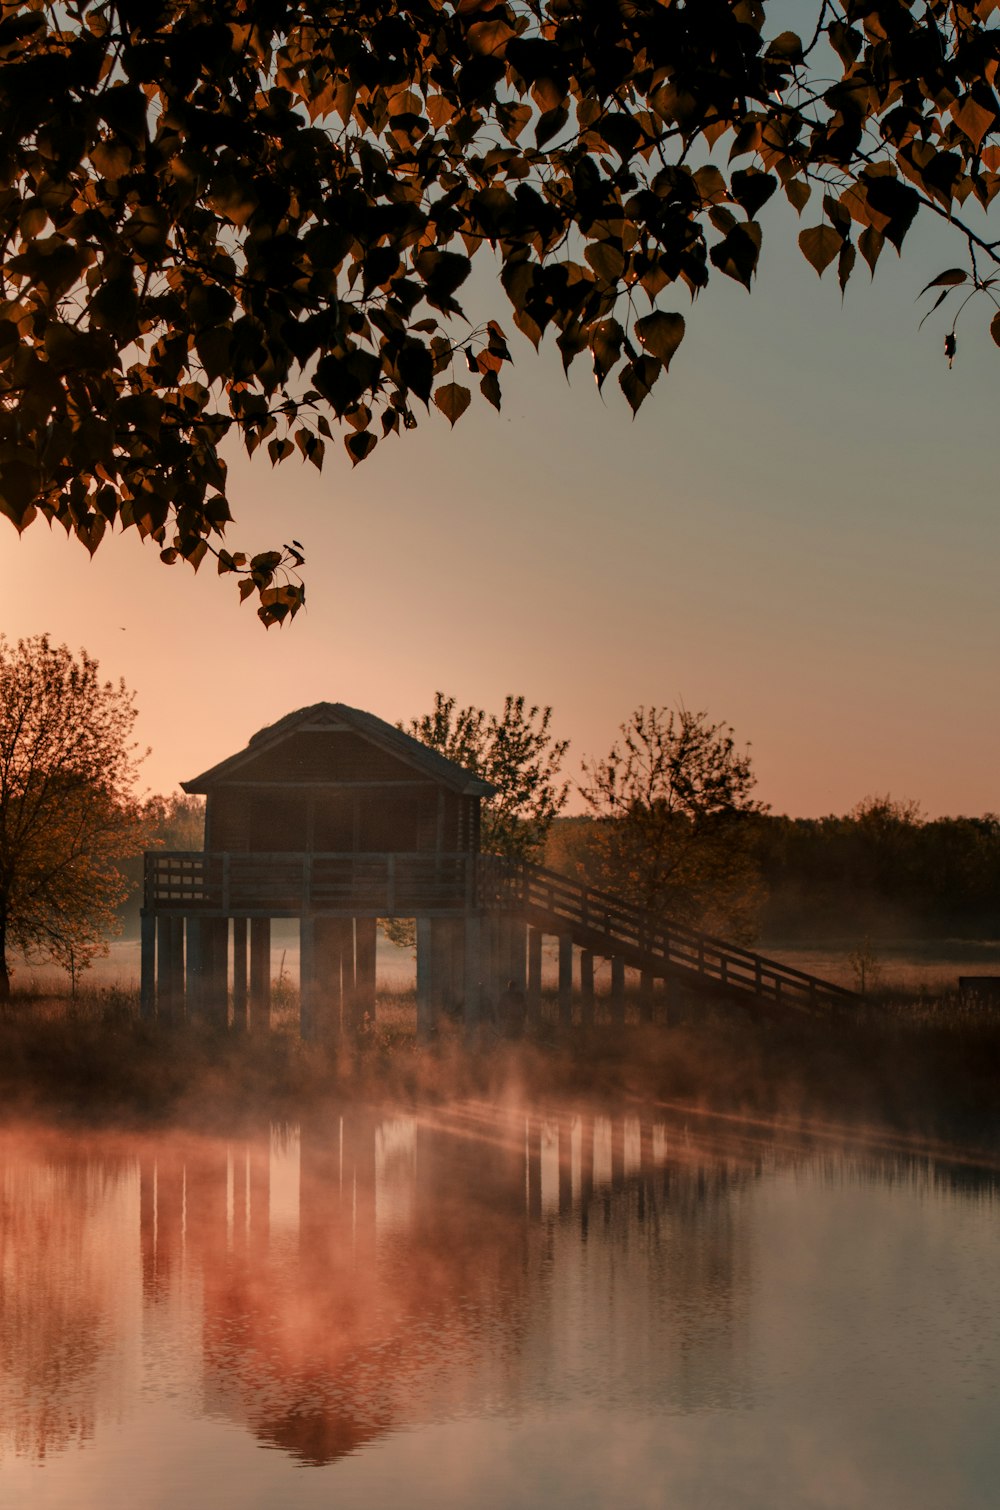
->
[3,203,997,819]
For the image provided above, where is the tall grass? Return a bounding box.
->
[1,979,998,1141]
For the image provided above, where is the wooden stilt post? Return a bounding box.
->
[509,918,527,992]
[463,913,482,1037]
[451,917,466,1016]
[249,918,271,1033]
[300,914,317,1041]
[205,918,229,1030]
[169,916,185,1020]
[140,912,156,1021]
[661,972,674,1027]
[157,915,174,1022]
[640,969,655,1023]
[611,955,626,1027]
[232,918,248,1031]
[497,912,512,988]
[558,933,573,1027]
[479,912,496,1026]
[313,918,340,1043]
[430,918,451,1026]
[338,918,357,1037]
[186,916,203,1020]
[355,917,377,1027]
[580,950,595,1029]
[416,918,434,1039]
[526,927,542,1030]
[507,918,528,1033]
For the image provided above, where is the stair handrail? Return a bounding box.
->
[478,853,858,1005]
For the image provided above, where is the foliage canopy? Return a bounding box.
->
[0,633,147,999]
[2,0,999,619]
[577,704,766,937]
[406,690,569,859]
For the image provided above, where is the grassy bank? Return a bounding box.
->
[1,983,998,1145]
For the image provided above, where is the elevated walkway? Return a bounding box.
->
[140,850,857,1028]
[478,856,857,1017]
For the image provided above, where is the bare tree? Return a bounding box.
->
[0,635,148,1001]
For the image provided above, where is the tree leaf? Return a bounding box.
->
[784,178,811,213]
[730,169,777,218]
[766,30,804,63]
[918,268,967,296]
[589,317,624,389]
[838,239,856,295]
[710,223,762,290]
[950,95,996,150]
[585,240,625,283]
[345,431,377,465]
[798,224,842,276]
[433,382,471,426]
[619,355,662,415]
[858,225,884,276]
[480,369,501,410]
[634,311,685,368]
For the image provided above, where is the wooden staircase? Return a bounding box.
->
[478,856,858,1016]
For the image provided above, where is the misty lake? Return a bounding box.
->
[1,1104,998,1510]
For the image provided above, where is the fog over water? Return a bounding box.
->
[1,1103,998,1510]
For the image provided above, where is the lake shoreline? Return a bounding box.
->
[1,997,997,1156]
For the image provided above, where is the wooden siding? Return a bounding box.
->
[205,783,448,855]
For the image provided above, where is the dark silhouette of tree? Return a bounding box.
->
[1,1,998,619]
[751,796,1000,941]
[0,635,147,1001]
[578,705,766,938]
[406,691,569,860]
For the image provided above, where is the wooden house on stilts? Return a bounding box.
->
[141,702,858,1034]
[140,702,502,1038]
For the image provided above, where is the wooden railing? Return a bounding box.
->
[477,855,858,1014]
[145,851,475,916]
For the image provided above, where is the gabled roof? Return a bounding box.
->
[181,702,496,797]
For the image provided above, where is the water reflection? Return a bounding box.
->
[1,1106,998,1495]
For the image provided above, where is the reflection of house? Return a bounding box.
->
[134,1111,756,1466]
[140,703,494,1035]
[142,704,856,1035]
[1,1115,758,1471]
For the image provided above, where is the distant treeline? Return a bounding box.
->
[549,801,1000,943]
[749,809,1000,941]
